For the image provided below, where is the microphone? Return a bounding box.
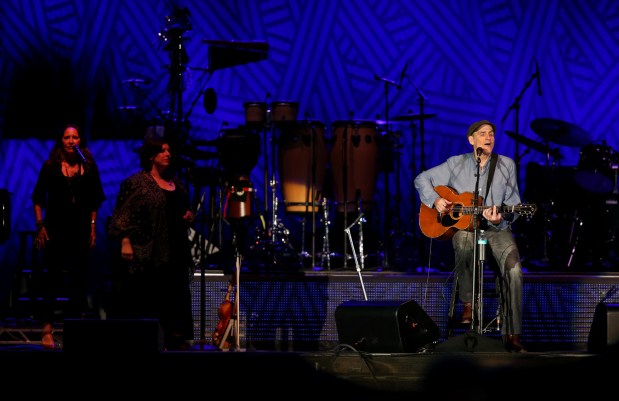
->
[374,74,401,89]
[476,147,483,156]
[73,145,87,163]
[535,58,542,96]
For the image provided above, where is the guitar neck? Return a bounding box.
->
[461,205,517,215]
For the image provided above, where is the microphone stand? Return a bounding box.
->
[501,67,537,194]
[471,153,482,334]
[345,212,368,301]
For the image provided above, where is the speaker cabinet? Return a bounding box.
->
[63,319,164,353]
[334,299,439,353]
[588,302,619,353]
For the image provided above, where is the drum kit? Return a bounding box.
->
[510,118,619,270]
[201,99,439,271]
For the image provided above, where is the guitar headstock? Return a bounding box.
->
[516,204,537,217]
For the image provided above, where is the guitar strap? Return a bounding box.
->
[479,153,498,230]
[484,153,498,201]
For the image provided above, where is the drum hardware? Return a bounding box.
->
[223,178,254,220]
[376,69,398,270]
[330,120,380,268]
[529,118,592,148]
[391,112,437,121]
[574,143,616,194]
[242,96,272,214]
[319,197,332,270]
[566,210,584,270]
[279,116,325,268]
[505,130,562,162]
[400,73,437,271]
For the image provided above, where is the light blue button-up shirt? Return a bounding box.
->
[414,151,522,230]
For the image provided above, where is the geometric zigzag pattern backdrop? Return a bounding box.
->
[1,0,619,309]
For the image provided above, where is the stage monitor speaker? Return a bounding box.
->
[63,319,164,353]
[334,299,439,353]
[588,302,619,353]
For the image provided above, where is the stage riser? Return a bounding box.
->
[191,273,619,351]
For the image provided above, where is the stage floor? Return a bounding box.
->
[0,340,617,398]
[3,268,619,398]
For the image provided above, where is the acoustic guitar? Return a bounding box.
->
[419,185,537,240]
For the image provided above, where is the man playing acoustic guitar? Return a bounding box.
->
[414,120,529,352]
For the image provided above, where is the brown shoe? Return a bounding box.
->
[503,334,527,353]
[461,302,472,324]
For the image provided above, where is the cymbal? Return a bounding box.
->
[192,138,219,147]
[391,113,437,122]
[505,130,561,158]
[529,118,591,147]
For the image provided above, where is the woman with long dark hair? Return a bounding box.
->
[32,123,106,349]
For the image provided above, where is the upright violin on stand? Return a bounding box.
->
[211,252,242,350]
[212,277,235,349]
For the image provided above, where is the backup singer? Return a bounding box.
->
[32,124,106,349]
[107,135,195,350]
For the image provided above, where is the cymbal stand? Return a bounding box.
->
[263,97,272,213]
[340,122,350,269]
[500,64,538,193]
[357,198,366,271]
[320,197,331,270]
[404,77,428,219]
[308,116,319,268]
[378,78,398,269]
[299,114,320,268]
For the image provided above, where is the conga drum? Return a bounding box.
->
[243,101,267,126]
[278,120,327,213]
[217,126,261,178]
[330,120,379,213]
[271,101,299,124]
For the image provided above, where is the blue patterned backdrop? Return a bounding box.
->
[1,0,618,312]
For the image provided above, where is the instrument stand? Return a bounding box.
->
[379,81,394,270]
[191,193,210,349]
[297,116,321,269]
[345,213,368,300]
[500,64,538,194]
[218,237,242,351]
[320,197,332,270]
[404,75,431,269]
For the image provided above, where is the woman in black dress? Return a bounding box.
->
[107,135,195,350]
[32,123,106,349]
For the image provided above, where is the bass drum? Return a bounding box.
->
[575,144,616,193]
[278,120,327,213]
[329,120,379,213]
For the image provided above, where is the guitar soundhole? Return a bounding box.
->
[441,214,457,227]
